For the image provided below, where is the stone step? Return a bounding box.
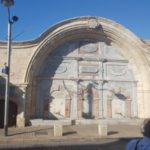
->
[30,119,72,126]
[76,119,144,125]
[29,118,144,126]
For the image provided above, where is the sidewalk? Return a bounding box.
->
[0,123,143,149]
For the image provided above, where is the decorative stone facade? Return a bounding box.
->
[1,16,150,127]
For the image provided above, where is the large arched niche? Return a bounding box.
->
[25,17,150,119]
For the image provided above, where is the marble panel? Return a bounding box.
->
[104,63,134,80]
[80,42,98,53]
[103,45,125,60]
[40,59,77,78]
[79,66,99,74]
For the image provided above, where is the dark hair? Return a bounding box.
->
[141,119,150,138]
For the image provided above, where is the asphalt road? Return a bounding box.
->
[0,138,131,150]
[0,123,143,150]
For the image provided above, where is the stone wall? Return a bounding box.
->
[1,16,150,127]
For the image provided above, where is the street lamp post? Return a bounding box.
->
[1,0,18,136]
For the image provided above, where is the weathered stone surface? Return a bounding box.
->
[79,66,98,74]
[98,124,108,137]
[54,124,63,136]
[17,116,25,127]
[1,16,150,127]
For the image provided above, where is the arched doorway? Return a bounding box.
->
[0,100,17,128]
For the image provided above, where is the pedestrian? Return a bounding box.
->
[2,62,9,75]
[126,119,150,150]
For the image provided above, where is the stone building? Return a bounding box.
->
[0,16,150,127]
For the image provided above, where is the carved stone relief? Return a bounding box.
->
[78,81,100,119]
[42,80,73,119]
[79,81,93,118]
[79,42,98,53]
[103,81,136,118]
[103,45,125,60]
[79,66,99,74]
[49,90,66,119]
[112,98,125,118]
[40,60,77,78]
[34,39,137,120]
[105,63,134,81]
[110,65,127,76]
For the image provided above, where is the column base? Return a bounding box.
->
[16,115,25,127]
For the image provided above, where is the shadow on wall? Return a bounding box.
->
[32,26,112,119]
[0,76,25,128]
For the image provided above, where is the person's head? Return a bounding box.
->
[141,119,150,138]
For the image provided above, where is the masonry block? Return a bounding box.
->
[54,124,63,136]
[98,124,108,137]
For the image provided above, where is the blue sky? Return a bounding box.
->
[0,0,150,41]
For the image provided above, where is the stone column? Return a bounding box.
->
[92,88,99,119]
[125,98,132,118]
[92,99,99,119]
[70,93,78,119]
[107,96,112,118]
[65,95,71,118]
[99,99,104,118]
[30,80,37,118]
[98,82,104,118]
[16,84,27,127]
[77,86,82,118]
[77,97,83,118]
